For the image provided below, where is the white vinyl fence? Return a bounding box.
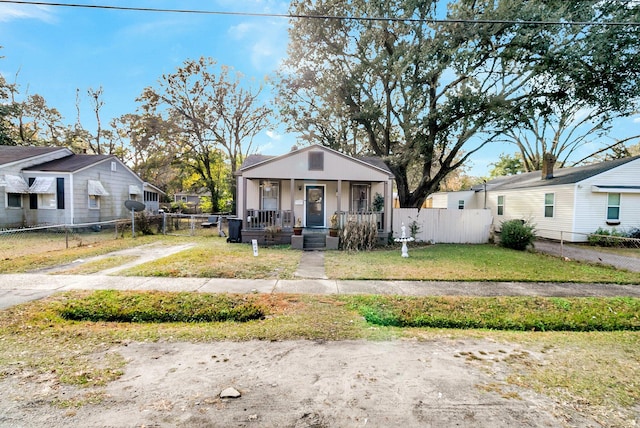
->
[393,208,493,244]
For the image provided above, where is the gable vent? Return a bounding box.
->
[309,152,324,171]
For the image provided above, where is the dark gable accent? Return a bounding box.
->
[308,151,324,171]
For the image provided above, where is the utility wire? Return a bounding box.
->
[1,0,639,27]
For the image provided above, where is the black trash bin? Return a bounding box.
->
[227,218,242,243]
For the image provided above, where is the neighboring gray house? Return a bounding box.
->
[236,144,395,245]
[0,146,161,227]
[433,155,640,242]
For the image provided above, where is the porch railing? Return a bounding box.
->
[336,211,384,232]
[245,209,294,230]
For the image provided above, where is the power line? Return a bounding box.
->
[1,0,640,27]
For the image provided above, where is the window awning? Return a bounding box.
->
[591,185,640,194]
[88,180,109,196]
[129,184,142,195]
[28,177,56,194]
[0,175,29,193]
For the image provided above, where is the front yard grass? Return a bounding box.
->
[0,292,638,426]
[325,244,640,283]
[121,242,301,279]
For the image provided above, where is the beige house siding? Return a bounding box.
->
[237,145,394,235]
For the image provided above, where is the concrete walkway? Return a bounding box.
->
[534,240,640,272]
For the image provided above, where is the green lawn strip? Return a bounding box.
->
[120,243,301,279]
[58,290,266,323]
[344,295,640,331]
[325,244,640,283]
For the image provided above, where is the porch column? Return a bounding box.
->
[242,177,248,229]
[336,179,342,215]
[385,179,391,232]
[290,178,295,224]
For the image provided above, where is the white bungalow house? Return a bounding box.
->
[433,155,640,242]
[235,144,395,247]
[0,146,163,227]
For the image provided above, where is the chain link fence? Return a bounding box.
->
[161,213,228,237]
[0,220,131,260]
[535,229,640,273]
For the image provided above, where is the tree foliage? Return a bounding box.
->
[138,57,272,212]
[489,153,525,178]
[279,0,640,207]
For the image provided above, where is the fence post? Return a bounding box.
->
[163,212,167,235]
[65,226,69,249]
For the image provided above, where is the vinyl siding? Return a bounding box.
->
[72,159,144,223]
[573,159,640,236]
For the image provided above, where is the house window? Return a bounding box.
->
[351,184,370,212]
[38,193,57,210]
[27,177,56,210]
[7,193,22,208]
[87,180,109,210]
[607,193,621,221]
[261,181,279,210]
[308,152,324,171]
[497,195,505,216]
[544,193,555,218]
[89,195,100,209]
[111,161,117,172]
[144,191,158,202]
[458,200,465,210]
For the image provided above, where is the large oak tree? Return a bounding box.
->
[278,0,640,207]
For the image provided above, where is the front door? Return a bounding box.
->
[306,185,325,227]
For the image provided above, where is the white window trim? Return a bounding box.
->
[544,193,555,218]
[497,195,505,216]
[89,194,101,210]
[606,193,621,222]
[6,193,23,209]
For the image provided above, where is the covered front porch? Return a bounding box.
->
[235,145,395,248]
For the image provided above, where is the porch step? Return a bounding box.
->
[303,233,326,250]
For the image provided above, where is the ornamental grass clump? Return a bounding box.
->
[341,218,378,251]
[499,219,536,251]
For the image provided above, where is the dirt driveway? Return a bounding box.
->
[0,339,597,428]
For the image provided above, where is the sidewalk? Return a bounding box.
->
[1,272,639,311]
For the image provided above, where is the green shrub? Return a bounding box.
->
[499,219,536,251]
[588,227,636,247]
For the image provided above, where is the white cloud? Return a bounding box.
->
[633,117,640,123]
[0,5,55,23]
[266,130,281,140]
[228,22,254,40]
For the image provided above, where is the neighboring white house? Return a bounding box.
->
[427,190,476,210]
[0,146,162,227]
[434,155,640,242]
[236,144,395,245]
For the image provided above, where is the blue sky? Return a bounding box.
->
[1,1,638,177]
